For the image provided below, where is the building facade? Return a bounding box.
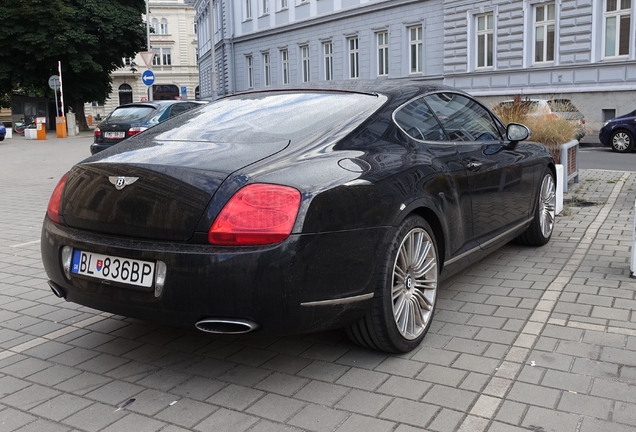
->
[195,0,635,131]
[86,0,199,121]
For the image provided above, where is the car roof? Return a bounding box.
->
[220,79,468,102]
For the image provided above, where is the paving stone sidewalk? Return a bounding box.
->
[1,136,635,432]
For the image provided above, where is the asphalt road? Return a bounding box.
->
[579,140,636,172]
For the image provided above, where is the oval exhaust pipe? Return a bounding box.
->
[195,318,259,334]
[48,281,66,299]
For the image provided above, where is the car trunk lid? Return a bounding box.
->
[60,140,289,241]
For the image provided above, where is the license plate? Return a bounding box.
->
[71,250,155,288]
[104,131,125,139]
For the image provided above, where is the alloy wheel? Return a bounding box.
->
[539,174,556,239]
[391,228,437,340]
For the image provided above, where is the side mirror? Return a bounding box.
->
[506,123,531,142]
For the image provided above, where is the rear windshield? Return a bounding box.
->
[154,91,387,142]
[108,106,155,122]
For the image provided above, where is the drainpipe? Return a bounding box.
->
[228,0,235,94]
[209,0,217,100]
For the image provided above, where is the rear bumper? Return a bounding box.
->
[41,217,392,335]
[90,142,117,154]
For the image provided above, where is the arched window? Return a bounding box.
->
[160,18,168,34]
[118,84,133,105]
[151,18,159,34]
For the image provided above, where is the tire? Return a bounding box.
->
[516,169,556,246]
[610,130,634,153]
[346,216,439,353]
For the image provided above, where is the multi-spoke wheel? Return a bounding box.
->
[391,227,437,340]
[516,169,556,246]
[610,130,634,153]
[346,216,439,353]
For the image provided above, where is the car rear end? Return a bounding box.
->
[91,104,159,154]
[547,99,586,140]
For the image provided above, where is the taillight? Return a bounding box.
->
[209,184,301,245]
[47,173,69,224]
[128,126,148,137]
[94,127,101,138]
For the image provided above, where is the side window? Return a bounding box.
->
[169,103,191,117]
[424,93,502,142]
[393,97,447,141]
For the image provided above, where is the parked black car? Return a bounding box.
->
[42,80,556,353]
[91,100,204,154]
[599,109,636,153]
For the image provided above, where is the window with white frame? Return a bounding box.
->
[301,45,310,82]
[476,13,494,68]
[281,0,288,9]
[160,18,168,34]
[534,3,555,63]
[162,48,171,65]
[324,42,333,80]
[247,56,254,88]
[281,49,289,84]
[152,48,171,66]
[245,0,252,20]
[377,32,389,76]
[409,26,423,74]
[604,0,631,57]
[263,53,271,86]
[151,18,159,33]
[349,37,359,79]
[194,22,197,34]
[262,0,269,15]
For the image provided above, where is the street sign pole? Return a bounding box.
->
[144,0,154,101]
[48,75,60,117]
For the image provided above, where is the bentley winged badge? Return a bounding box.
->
[109,176,139,190]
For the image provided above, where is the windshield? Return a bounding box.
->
[154,91,387,142]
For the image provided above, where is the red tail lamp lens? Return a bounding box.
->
[209,184,301,245]
[94,127,101,137]
[128,126,148,137]
[47,173,69,224]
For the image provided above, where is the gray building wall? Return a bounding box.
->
[442,0,636,131]
[231,0,445,92]
[195,0,636,132]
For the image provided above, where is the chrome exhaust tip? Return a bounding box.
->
[48,281,66,299]
[195,318,259,334]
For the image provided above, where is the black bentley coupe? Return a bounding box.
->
[41,80,556,353]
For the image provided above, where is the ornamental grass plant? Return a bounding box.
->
[492,94,577,157]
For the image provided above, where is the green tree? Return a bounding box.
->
[0,0,146,130]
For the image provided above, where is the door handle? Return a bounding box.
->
[467,162,482,170]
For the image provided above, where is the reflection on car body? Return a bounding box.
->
[42,80,556,353]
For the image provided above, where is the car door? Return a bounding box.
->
[424,92,535,247]
[393,96,475,260]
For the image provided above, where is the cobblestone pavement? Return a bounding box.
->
[1,135,636,432]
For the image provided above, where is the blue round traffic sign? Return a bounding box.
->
[141,70,155,86]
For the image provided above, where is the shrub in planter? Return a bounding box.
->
[493,95,577,161]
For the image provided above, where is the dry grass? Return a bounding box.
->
[492,95,577,152]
